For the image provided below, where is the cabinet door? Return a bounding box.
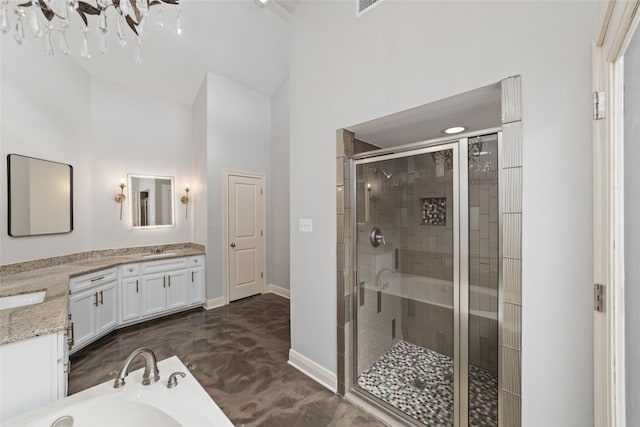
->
[189,267,205,305]
[142,274,167,317]
[68,289,97,350]
[121,277,141,323]
[96,281,117,334]
[167,270,188,310]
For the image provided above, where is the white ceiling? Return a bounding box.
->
[348,83,502,148]
[68,0,291,105]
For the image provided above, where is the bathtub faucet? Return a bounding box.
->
[375,268,394,290]
[113,347,160,388]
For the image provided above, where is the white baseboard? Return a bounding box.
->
[266,283,290,299]
[204,297,226,310]
[288,349,337,393]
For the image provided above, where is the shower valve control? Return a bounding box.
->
[370,227,386,247]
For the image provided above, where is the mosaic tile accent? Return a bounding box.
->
[421,197,447,226]
[358,340,497,427]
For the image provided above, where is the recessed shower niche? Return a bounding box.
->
[421,197,447,226]
[336,78,523,427]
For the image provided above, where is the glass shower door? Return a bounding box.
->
[352,134,500,427]
[354,143,460,426]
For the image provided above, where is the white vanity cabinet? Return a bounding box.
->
[120,264,141,323]
[188,255,205,305]
[140,257,189,317]
[67,255,205,354]
[0,331,68,422]
[68,269,118,352]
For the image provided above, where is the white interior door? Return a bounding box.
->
[227,173,265,302]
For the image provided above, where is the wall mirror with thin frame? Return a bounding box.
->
[7,154,73,237]
[128,174,175,229]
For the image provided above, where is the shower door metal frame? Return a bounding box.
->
[349,137,474,427]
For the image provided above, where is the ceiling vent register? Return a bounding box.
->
[356,0,384,17]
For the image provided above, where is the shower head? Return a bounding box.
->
[374,168,393,181]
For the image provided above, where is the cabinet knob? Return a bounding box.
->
[230,242,236,248]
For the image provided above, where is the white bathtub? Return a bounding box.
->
[2,356,233,427]
[366,271,497,320]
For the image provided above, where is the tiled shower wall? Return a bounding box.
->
[355,151,457,372]
[338,76,522,426]
[396,152,455,359]
[468,139,500,376]
[355,156,409,374]
[336,129,379,395]
[500,76,523,426]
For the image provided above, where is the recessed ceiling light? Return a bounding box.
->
[255,0,269,5]
[443,126,466,135]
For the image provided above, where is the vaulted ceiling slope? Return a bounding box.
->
[71,0,290,105]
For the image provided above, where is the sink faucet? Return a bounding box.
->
[113,348,160,388]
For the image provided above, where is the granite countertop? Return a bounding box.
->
[0,246,205,346]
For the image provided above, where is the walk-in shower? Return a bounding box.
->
[351,133,500,426]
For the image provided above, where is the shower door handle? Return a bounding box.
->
[370,227,386,247]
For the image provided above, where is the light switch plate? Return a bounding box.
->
[299,218,313,232]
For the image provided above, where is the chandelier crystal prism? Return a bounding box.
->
[0,0,181,61]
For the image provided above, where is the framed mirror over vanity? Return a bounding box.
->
[128,174,175,229]
[6,154,73,237]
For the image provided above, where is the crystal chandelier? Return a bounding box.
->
[0,0,181,63]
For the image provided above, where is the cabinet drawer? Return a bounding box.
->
[141,258,188,274]
[121,264,139,278]
[69,268,117,294]
[188,256,204,267]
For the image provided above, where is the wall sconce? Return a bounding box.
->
[114,177,126,221]
[180,184,190,219]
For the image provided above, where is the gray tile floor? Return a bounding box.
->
[69,294,384,427]
[358,341,498,427]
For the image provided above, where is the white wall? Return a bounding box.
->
[288,2,596,426]
[205,72,271,299]
[0,37,92,264]
[90,78,192,249]
[191,78,208,246]
[270,76,290,289]
[0,37,195,264]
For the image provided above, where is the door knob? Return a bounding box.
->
[230,242,236,248]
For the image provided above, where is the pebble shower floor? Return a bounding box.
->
[357,340,498,426]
